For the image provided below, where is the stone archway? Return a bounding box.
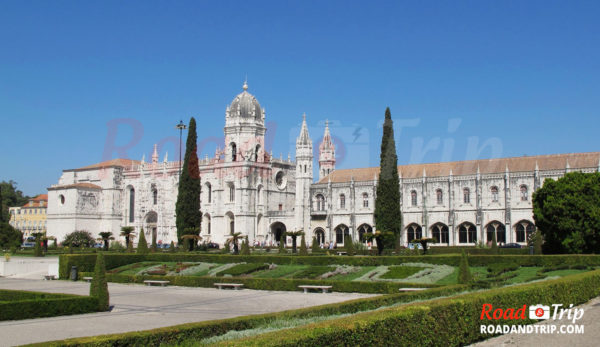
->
[145,211,158,244]
[270,222,287,245]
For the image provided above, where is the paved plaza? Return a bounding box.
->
[0,276,374,346]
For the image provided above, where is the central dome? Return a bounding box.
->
[228,81,263,119]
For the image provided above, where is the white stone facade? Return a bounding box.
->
[46,83,600,248]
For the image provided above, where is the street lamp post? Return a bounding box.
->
[176,120,187,174]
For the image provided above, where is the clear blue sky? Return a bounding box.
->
[1,1,599,196]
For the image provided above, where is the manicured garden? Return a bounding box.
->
[0,289,99,321]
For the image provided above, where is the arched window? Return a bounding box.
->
[516,221,535,243]
[255,144,260,162]
[206,183,212,203]
[362,193,369,208]
[463,188,471,204]
[459,223,477,243]
[406,224,422,243]
[203,214,211,235]
[436,189,443,205]
[486,222,506,244]
[411,190,417,206]
[335,225,350,244]
[257,186,262,205]
[357,224,372,242]
[229,184,235,202]
[152,188,158,205]
[520,185,528,201]
[316,194,325,211]
[431,223,449,244]
[129,188,135,223]
[491,186,499,202]
[314,228,325,245]
[231,142,237,161]
[339,194,346,209]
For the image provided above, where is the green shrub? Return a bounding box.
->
[491,232,499,255]
[216,263,269,277]
[380,266,423,279]
[344,235,355,256]
[136,230,148,254]
[299,235,308,255]
[290,266,334,279]
[311,237,319,254]
[241,238,251,255]
[0,290,98,321]
[90,253,109,311]
[278,240,286,254]
[458,251,472,284]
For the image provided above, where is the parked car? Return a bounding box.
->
[21,242,35,248]
[500,243,522,248]
[207,242,220,249]
[93,243,104,248]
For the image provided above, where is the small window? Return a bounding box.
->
[436,189,443,205]
[463,188,471,204]
[207,183,212,203]
[491,186,499,202]
[231,143,237,161]
[152,189,158,205]
[229,185,235,202]
[411,190,417,207]
[362,193,369,208]
[340,194,346,209]
[316,194,325,211]
[278,203,283,211]
[520,185,528,201]
[59,195,65,205]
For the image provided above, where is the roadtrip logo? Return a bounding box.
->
[479,304,585,335]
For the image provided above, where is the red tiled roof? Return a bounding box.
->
[317,152,600,184]
[75,158,140,171]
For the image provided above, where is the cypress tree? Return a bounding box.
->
[299,234,308,255]
[311,236,320,253]
[458,250,472,284]
[374,108,401,249]
[90,253,109,311]
[151,231,157,252]
[491,232,499,254]
[278,238,286,254]
[136,228,148,254]
[33,233,43,257]
[533,232,543,255]
[169,240,176,253]
[241,236,250,255]
[344,234,355,256]
[175,117,202,243]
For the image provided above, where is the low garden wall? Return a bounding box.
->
[0,289,99,321]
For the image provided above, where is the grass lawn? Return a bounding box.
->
[435,266,488,285]
[331,266,376,281]
[380,266,423,279]
[252,265,308,278]
[544,269,589,278]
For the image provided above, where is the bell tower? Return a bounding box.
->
[318,120,336,180]
[295,114,313,234]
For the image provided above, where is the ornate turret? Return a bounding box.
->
[152,144,159,164]
[318,120,336,181]
[295,114,313,236]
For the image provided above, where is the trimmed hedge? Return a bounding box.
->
[216,263,269,277]
[0,289,99,321]
[59,253,600,278]
[213,269,600,346]
[427,246,529,255]
[92,273,437,294]
[30,285,469,346]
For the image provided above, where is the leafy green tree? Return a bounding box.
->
[63,230,95,248]
[285,230,304,254]
[458,251,472,284]
[175,117,202,242]
[240,236,251,255]
[0,180,30,221]
[299,234,308,255]
[90,253,109,311]
[136,229,148,254]
[226,232,243,254]
[344,234,355,256]
[533,172,600,254]
[311,236,320,254]
[98,232,114,251]
[374,108,401,249]
[182,233,202,251]
[411,237,436,255]
[33,232,44,257]
[120,226,135,249]
[278,237,286,254]
[0,222,22,248]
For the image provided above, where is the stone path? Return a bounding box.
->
[0,278,374,346]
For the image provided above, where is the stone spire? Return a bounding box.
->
[152,144,159,164]
[318,120,336,181]
[296,113,312,146]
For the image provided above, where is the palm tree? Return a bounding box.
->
[120,226,135,248]
[226,232,243,255]
[98,232,114,251]
[285,230,304,254]
[181,234,203,252]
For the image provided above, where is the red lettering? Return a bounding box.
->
[516,305,526,319]
[481,304,493,319]
[503,308,515,320]
[493,308,502,319]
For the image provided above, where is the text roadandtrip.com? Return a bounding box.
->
[479,303,585,335]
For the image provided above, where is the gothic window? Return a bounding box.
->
[255,144,260,162]
[129,188,135,223]
[357,224,372,242]
[314,228,325,245]
[491,186,499,202]
[229,184,235,202]
[231,142,237,161]
[486,222,506,244]
[463,188,471,204]
[206,183,212,203]
[362,193,369,208]
[516,221,535,243]
[411,190,417,206]
[520,185,528,201]
[459,223,477,243]
[340,194,346,209]
[335,225,350,244]
[436,189,443,205]
[316,194,325,211]
[406,224,422,243]
[431,223,449,244]
[152,188,158,205]
[257,186,262,205]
